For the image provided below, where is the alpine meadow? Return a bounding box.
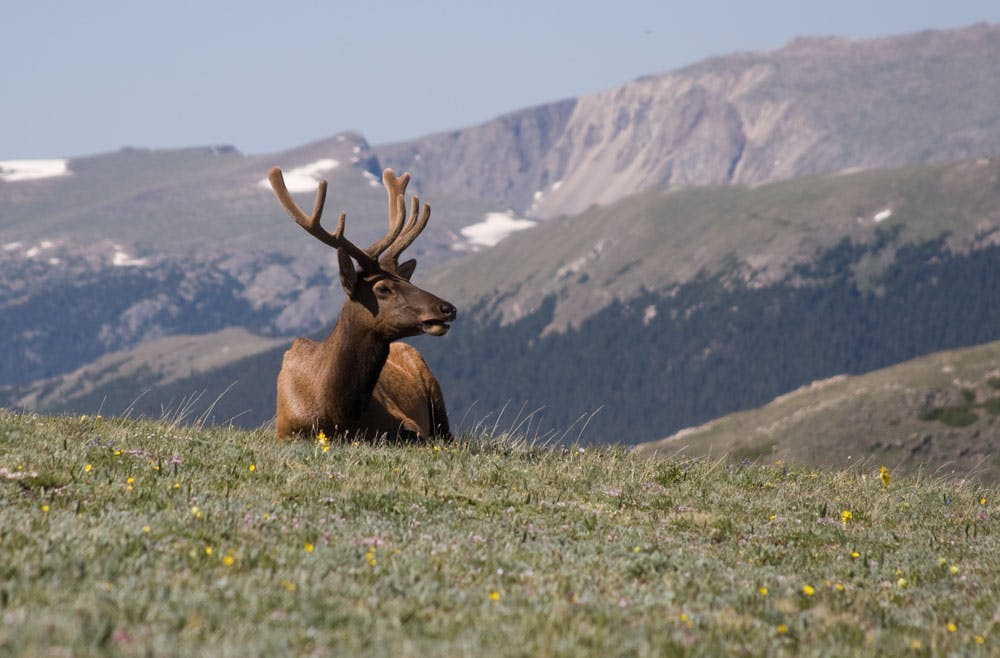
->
[1,412,998,656]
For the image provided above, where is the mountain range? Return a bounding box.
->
[2,23,1000,479]
[379,23,1000,217]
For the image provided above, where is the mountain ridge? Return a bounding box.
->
[377,23,1000,218]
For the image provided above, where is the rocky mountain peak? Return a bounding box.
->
[376,23,1000,219]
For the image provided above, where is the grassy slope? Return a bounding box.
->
[1,412,998,656]
[635,340,1000,483]
[426,156,1000,329]
[9,328,288,413]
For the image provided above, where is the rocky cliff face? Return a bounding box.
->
[374,100,578,212]
[377,24,1000,218]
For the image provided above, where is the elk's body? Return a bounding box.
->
[268,167,456,441]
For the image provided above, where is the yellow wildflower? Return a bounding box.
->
[204,546,213,556]
[317,431,331,453]
[851,550,860,559]
[980,497,987,506]
[802,584,815,597]
[190,506,203,519]
[759,586,769,597]
[841,510,853,525]
[490,591,500,601]
[897,577,908,588]
[142,525,151,533]
[776,624,789,635]
[41,504,50,513]
[946,622,957,633]
[880,466,890,487]
[223,554,235,566]
[975,635,985,644]
[282,580,296,591]
[84,463,92,473]
[248,464,256,472]
[304,542,314,553]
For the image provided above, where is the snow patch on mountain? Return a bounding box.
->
[112,245,148,267]
[258,159,339,193]
[457,212,536,250]
[24,241,56,258]
[0,159,71,182]
[873,208,893,223]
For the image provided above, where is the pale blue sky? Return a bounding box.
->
[3,0,999,159]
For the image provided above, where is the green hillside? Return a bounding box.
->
[635,340,1000,484]
[8,328,288,422]
[426,156,1000,331]
[1,412,998,655]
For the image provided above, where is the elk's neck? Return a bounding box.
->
[320,304,391,422]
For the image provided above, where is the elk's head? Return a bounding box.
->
[268,167,457,340]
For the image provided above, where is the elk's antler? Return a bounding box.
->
[268,167,378,270]
[380,169,431,271]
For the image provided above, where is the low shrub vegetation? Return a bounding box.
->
[1,410,997,656]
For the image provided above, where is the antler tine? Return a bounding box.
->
[382,194,431,267]
[367,169,410,259]
[268,167,376,269]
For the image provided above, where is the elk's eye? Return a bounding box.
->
[374,282,392,297]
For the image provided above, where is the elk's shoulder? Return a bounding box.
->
[385,342,431,375]
[283,337,322,363]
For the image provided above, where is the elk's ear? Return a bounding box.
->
[396,258,417,281]
[337,249,359,298]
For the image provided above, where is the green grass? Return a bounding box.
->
[1,411,998,656]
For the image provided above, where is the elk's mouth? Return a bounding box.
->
[421,321,451,336]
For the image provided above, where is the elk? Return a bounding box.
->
[267,166,457,441]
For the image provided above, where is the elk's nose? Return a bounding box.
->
[440,302,457,319]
